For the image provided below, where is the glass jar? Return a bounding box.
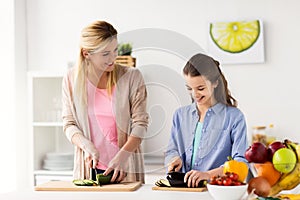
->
[266,124,276,146]
[252,126,267,145]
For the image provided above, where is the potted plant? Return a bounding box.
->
[118,43,132,56]
[116,43,136,67]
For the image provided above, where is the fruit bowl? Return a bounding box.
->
[248,163,300,197]
[207,183,248,200]
[245,139,300,197]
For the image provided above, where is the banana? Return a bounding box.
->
[278,194,300,200]
[285,139,300,161]
[269,165,300,196]
[280,164,300,189]
[269,139,300,196]
[284,140,300,190]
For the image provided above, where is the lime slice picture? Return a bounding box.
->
[210,20,260,53]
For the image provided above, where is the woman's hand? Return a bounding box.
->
[184,170,210,188]
[85,150,99,169]
[167,156,183,172]
[71,133,99,168]
[103,150,130,183]
[103,135,141,182]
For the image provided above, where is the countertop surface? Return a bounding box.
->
[0,184,215,200]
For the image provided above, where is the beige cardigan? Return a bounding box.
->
[62,65,149,183]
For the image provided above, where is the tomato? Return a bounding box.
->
[216,177,223,185]
[223,178,232,186]
[233,181,242,186]
[229,172,239,181]
[210,176,218,185]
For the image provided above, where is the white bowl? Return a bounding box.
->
[43,159,73,166]
[207,183,248,200]
[46,152,74,160]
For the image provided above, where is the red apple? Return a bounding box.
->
[245,142,268,163]
[268,141,285,161]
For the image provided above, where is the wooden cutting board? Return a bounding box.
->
[35,181,142,192]
[152,186,207,192]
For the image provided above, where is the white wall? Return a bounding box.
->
[25,0,300,144]
[17,0,300,178]
[15,0,30,191]
[5,0,298,191]
[0,0,16,193]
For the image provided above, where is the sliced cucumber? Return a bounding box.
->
[73,179,97,186]
[83,179,96,186]
[73,180,86,186]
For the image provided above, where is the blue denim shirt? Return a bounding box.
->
[165,102,248,173]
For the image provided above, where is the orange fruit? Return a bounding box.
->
[254,161,281,186]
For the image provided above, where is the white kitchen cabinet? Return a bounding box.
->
[27,71,167,186]
[28,71,73,186]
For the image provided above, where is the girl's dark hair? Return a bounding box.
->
[183,53,237,107]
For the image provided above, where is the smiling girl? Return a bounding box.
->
[165,53,248,187]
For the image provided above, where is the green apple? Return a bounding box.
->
[272,148,297,173]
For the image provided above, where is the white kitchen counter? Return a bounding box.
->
[0,184,214,200]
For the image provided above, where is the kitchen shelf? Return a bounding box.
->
[34,170,73,176]
[28,71,74,186]
[33,122,63,127]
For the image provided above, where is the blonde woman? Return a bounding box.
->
[62,21,149,183]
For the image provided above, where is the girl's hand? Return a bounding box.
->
[184,170,210,188]
[167,156,182,172]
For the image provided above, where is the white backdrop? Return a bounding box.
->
[25,0,300,144]
[0,0,16,193]
[11,0,300,189]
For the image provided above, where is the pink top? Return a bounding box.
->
[87,79,119,170]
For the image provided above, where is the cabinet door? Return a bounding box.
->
[29,73,74,186]
[33,126,73,171]
[32,77,62,123]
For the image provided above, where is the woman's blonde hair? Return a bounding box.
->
[74,21,118,107]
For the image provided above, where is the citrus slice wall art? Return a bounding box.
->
[208,19,264,64]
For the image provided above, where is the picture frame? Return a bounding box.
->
[208,19,265,64]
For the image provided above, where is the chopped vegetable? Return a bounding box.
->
[72,179,97,186]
